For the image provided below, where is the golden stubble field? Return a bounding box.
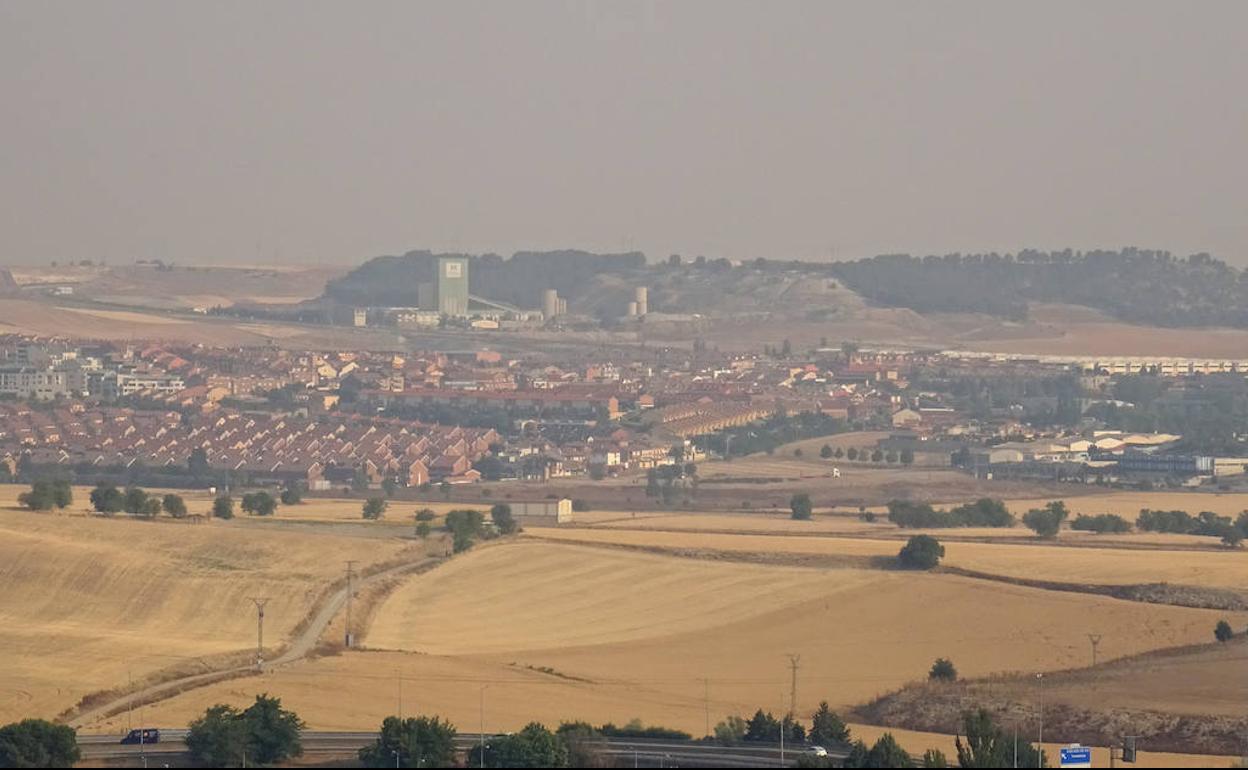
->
[130,541,1236,755]
[0,507,416,724]
[526,527,1248,590]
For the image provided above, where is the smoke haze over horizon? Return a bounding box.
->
[1,1,1245,267]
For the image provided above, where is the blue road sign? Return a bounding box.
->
[1060,745,1092,767]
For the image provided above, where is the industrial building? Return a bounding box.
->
[511,498,574,524]
[435,256,469,317]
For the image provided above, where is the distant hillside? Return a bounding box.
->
[324,247,1248,330]
[323,249,646,309]
[831,249,1248,328]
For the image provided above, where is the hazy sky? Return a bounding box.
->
[2,1,1245,266]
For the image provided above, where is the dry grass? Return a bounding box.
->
[525,527,1248,590]
[1000,491,1248,522]
[0,507,412,723]
[117,540,1236,767]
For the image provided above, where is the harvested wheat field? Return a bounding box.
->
[527,527,1248,590]
[0,508,416,723]
[367,542,1232,709]
[111,652,1225,768]
[126,540,1236,767]
[1000,490,1248,522]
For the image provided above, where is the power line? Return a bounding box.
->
[344,560,358,648]
[248,598,270,670]
[1087,633,1103,668]
[786,654,800,718]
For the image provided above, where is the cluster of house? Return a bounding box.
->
[0,402,498,489]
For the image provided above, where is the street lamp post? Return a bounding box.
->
[1036,673,1045,759]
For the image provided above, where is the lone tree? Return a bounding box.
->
[186,695,304,768]
[1023,501,1068,538]
[491,503,518,535]
[212,495,234,520]
[1215,619,1234,642]
[809,701,850,745]
[0,719,81,768]
[928,658,957,682]
[955,708,1045,768]
[362,497,388,520]
[162,493,188,518]
[280,484,303,506]
[790,493,814,521]
[358,715,456,768]
[444,509,485,552]
[898,535,944,570]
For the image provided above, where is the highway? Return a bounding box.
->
[77,729,848,767]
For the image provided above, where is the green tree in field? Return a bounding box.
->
[843,733,912,768]
[239,694,304,766]
[790,493,813,521]
[123,486,150,515]
[490,503,518,534]
[186,704,248,767]
[242,491,278,516]
[212,495,234,520]
[1023,501,1068,538]
[846,447,859,461]
[51,479,72,509]
[0,718,80,768]
[1215,619,1234,642]
[358,715,456,768]
[90,482,125,514]
[898,535,944,569]
[922,748,949,767]
[820,444,833,459]
[362,497,388,520]
[444,509,485,552]
[954,708,1045,768]
[467,722,568,768]
[714,715,748,745]
[162,493,188,518]
[415,521,432,539]
[871,449,884,462]
[900,448,915,466]
[809,701,850,745]
[280,484,303,506]
[555,721,606,768]
[19,479,72,511]
[928,658,957,682]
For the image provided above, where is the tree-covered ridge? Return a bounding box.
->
[831,248,1248,327]
[324,249,646,309]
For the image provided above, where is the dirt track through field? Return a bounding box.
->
[68,556,438,728]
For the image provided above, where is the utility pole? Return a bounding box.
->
[480,686,488,769]
[397,669,403,721]
[703,677,710,739]
[786,654,801,717]
[1036,673,1044,750]
[344,560,358,647]
[1088,633,1103,667]
[249,598,270,669]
